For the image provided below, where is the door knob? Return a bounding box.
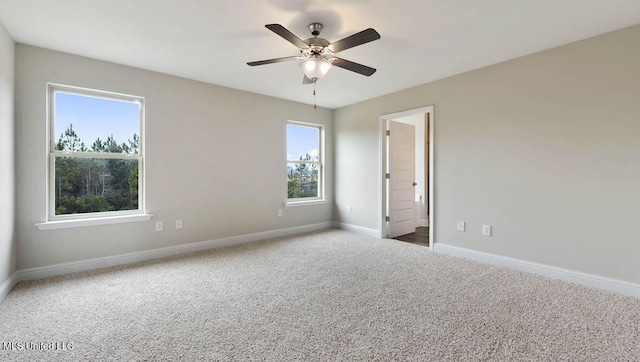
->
[413,182,417,186]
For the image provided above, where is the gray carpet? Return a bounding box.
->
[1,229,639,361]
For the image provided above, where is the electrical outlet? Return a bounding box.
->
[155,221,163,232]
[483,225,492,236]
[277,209,283,217]
[176,219,183,230]
[348,205,352,213]
[457,220,465,231]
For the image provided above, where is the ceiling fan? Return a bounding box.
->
[247,23,381,84]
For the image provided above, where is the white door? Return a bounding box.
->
[388,121,416,238]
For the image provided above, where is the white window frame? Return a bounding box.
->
[45,83,146,223]
[286,120,324,204]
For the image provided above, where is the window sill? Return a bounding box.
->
[35,214,153,230]
[285,199,330,208]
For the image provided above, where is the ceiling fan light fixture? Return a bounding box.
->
[300,57,331,81]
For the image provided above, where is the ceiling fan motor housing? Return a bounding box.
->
[305,23,329,54]
[304,37,330,52]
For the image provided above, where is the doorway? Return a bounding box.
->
[379,106,434,250]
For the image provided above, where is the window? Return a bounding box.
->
[287,121,323,201]
[48,84,144,220]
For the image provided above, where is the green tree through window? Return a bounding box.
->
[54,124,139,215]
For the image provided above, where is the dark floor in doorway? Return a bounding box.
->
[394,226,429,247]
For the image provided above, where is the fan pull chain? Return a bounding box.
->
[313,81,317,110]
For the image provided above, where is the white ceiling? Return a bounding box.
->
[1,0,640,109]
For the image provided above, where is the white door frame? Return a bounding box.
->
[378,106,435,251]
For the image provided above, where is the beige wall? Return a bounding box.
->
[0,21,15,284]
[15,45,333,269]
[334,25,640,282]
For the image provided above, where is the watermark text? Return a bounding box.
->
[1,342,73,351]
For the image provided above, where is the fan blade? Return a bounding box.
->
[302,75,314,84]
[328,28,380,53]
[265,24,309,49]
[247,56,298,66]
[331,57,377,76]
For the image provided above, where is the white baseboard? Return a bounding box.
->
[333,222,380,238]
[434,243,640,299]
[16,222,334,283]
[418,219,428,227]
[0,272,18,303]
